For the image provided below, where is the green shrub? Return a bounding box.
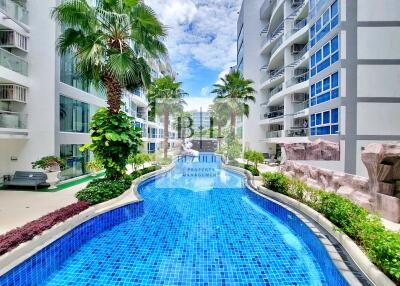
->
[262,172,400,283]
[244,164,260,176]
[77,166,160,205]
[32,156,66,171]
[262,172,289,194]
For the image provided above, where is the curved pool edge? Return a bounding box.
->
[0,164,174,278]
[223,164,391,286]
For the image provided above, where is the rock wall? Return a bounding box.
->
[282,139,340,161]
[281,143,400,222]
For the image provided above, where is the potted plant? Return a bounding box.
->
[32,156,66,189]
[86,160,103,177]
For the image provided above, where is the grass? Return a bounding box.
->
[0,171,106,193]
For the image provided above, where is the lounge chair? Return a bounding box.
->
[4,171,50,190]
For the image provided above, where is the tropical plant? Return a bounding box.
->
[128,152,151,171]
[209,99,229,152]
[51,0,167,114]
[81,108,143,179]
[211,70,255,137]
[147,76,187,159]
[86,160,103,174]
[32,156,66,172]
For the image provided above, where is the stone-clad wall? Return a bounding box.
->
[282,140,340,161]
[281,143,400,223]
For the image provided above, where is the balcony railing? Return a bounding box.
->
[0,0,29,25]
[261,109,284,120]
[0,110,27,129]
[293,42,309,62]
[293,100,309,113]
[267,83,283,98]
[261,66,285,84]
[0,30,28,51]
[0,84,27,103]
[288,70,309,87]
[0,47,27,75]
[271,37,283,55]
[260,0,277,20]
[266,130,282,138]
[261,21,284,48]
[285,128,309,137]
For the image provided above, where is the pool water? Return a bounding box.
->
[44,154,345,286]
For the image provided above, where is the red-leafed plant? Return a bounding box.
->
[0,201,90,255]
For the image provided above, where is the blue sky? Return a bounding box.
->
[146,0,242,110]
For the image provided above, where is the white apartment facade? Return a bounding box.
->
[0,0,177,181]
[239,0,400,177]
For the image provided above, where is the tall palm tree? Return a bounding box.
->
[52,0,167,114]
[147,76,187,159]
[209,99,229,152]
[211,70,256,137]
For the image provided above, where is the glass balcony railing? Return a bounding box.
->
[261,67,285,84]
[285,128,309,137]
[261,21,284,48]
[261,109,284,120]
[0,0,29,25]
[288,70,309,87]
[266,130,282,138]
[0,47,28,75]
[261,0,277,20]
[0,110,27,129]
[293,100,309,113]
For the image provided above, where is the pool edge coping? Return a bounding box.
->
[0,164,175,276]
[223,164,394,286]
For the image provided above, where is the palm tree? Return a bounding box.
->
[52,0,167,114]
[211,70,256,137]
[209,99,229,152]
[147,76,187,159]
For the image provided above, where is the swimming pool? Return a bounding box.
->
[1,154,348,285]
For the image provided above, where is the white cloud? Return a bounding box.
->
[145,0,241,78]
[184,96,214,112]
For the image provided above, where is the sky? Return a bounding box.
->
[145,0,242,111]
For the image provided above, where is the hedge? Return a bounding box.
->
[0,201,90,255]
[262,172,400,284]
[76,166,160,205]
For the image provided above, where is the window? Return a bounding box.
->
[310,35,340,77]
[310,0,339,47]
[310,108,339,136]
[60,95,98,133]
[310,72,340,106]
[60,144,90,180]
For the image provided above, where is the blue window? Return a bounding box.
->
[331,108,339,123]
[331,36,339,52]
[323,42,330,57]
[331,72,339,87]
[331,0,338,17]
[323,77,330,90]
[309,72,340,106]
[310,0,339,47]
[310,108,340,136]
[310,35,340,76]
[316,113,322,125]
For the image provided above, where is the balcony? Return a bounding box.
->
[285,127,309,137]
[261,67,285,86]
[0,0,29,25]
[266,130,282,138]
[293,100,309,113]
[288,68,309,87]
[0,47,27,75]
[0,83,27,103]
[261,21,284,50]
[0,30,28,52]
[0,110,27,129]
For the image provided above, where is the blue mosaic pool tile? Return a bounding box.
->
[0,154,348,286]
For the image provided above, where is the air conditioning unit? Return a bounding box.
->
[291,44,303,55]
[292,93,307,102]
[291,0,302,7]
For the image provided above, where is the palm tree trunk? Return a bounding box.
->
[217,125,222,152]
[104,73,122,114]
[230,112,237,138]
[163,111,169,160]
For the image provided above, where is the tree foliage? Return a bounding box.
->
[81,108,142,179]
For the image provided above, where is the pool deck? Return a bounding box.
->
[0,164,152,235]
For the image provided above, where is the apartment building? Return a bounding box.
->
[238,0,400,177]
[0,0,177,181]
